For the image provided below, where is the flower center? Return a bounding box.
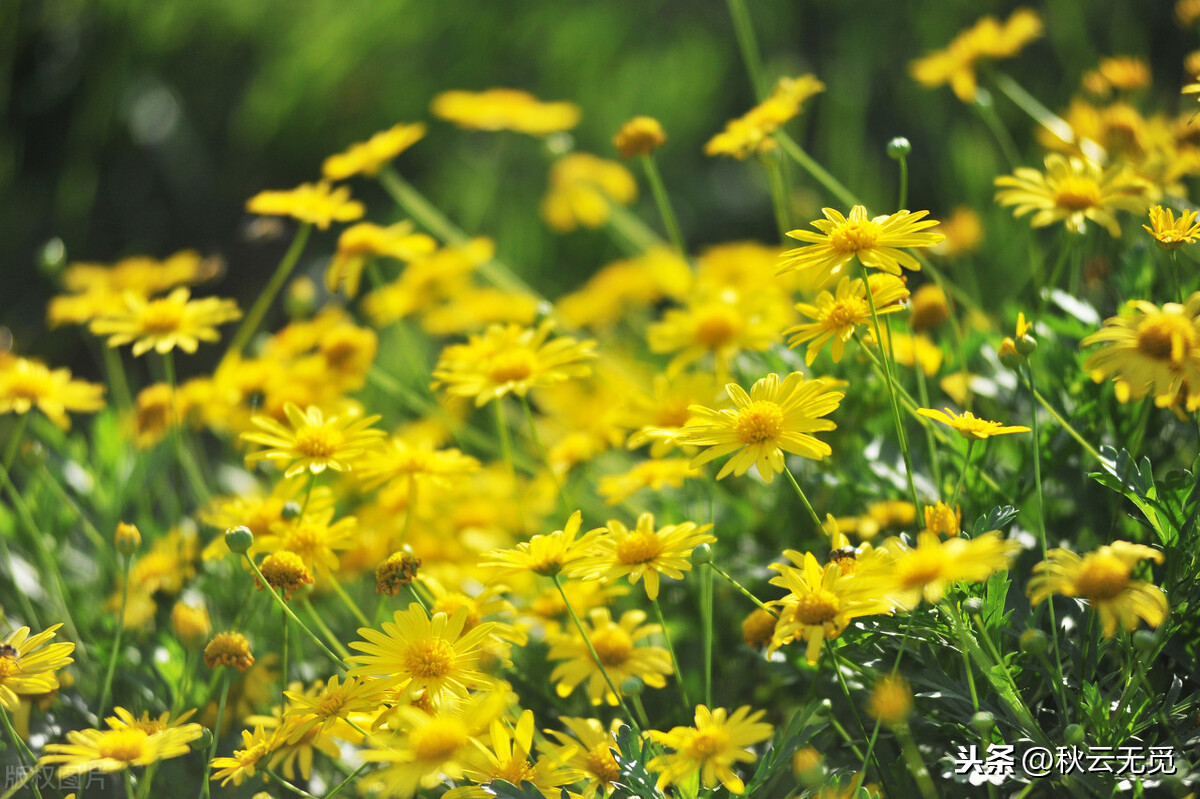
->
[489,350,535,383]
[495,758,537,785]
[792,589,841,625]
[97,729,149,762]
[7,371,51,401]
[403,638,456,678]
[898,550,944,589]
[294,426,343,459]
[655,400,692,429]
[590,626,634,667]
[0,657,19,678]
[587,742,622,784]
[1136,314,1196,364]
[736,401,784,444]
[1075,554,1130,601]
[141,300,186,333]
[687,727,731,759]
[616,532,664,565]
[829,219,880,254]
[315,692,347,718]
[1053,176,1102,211]
[411,719,468,762]
[694,307,740,348]
[825,299,868,329]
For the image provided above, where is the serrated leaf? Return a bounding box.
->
[484,780,549,799]
[609,724,663,799]
[971,505,1018,537]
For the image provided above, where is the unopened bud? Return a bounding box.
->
[115,522,142,557]
[1019,629,1048,657]
[886,137,912,160]
[970,711,995,735]
[962,597,984,616]
[998,337,1022,370]
[691,543,713,565]
[225,526,253,554]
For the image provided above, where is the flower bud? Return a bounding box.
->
[38,238,67,279]
[1133,630,1157,653]
[225,526,254,554]
[691,543,713,565]
[1019,629,1048,657]
[1016,334,1038,356]
[970,711,995,735]
[614,116,666,159]
[115,522,142,557]
[1064,723,1085,745]
[281,501,302,521]
[376,548,422,596]
[962,597,984,616]
[886,137,912,160]
[998,337,1022,370]
[620,677,644,697]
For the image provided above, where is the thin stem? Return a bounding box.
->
[267,768,319,799]
[709,563,776,617]
[824,642,873,772]
[103,345,134,412]
[243,554,344,668]
[895,152,909,211]
[303,599,352,659]
[125,769,136,799]
[1030,388,1103,463]
[782,465,824,534]
[553,574,641,734]
[853,614,917,795]
[98,553,132,720]
[281,604,289,686]
[327,571,370,627]
[775,133,860,209]
[726,0,767,100]
[223,222,312,365]
[987,70,1076,149]
[0,762,40,799]
[910,321,943,492]
[701,563,713,708]
[0,707,44,799]
[894,723,938,799]
[199,672,230,799]
[605,202,666,253]
[1170,250,1185,305]
[406,583,429,613]
[299,471,317,518]
[765,156,791,242]
[325,763,369,799]
[651,596,691,712]
[520,395,570,512]
[973,99,1021,170]
[950,439,976,509]
[1,413,27,474]
[640,154,685,255]
[630,694,653,732]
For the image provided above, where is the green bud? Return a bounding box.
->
[1064,723,1085,745]
[998,338,1023,370]
[1016,334,1038,356]
[281,502,302,521]
[225,526,254,554]
[115,522,142,557]
[620,677,644,697]
[970,711,995,735]
[886,137,912,160]
[691,543,713,565]
[1133,630,1157,653]
[193,727,213,751]
[962,597,984,616]
[38,238,66,279]
[1019,629,1048,657]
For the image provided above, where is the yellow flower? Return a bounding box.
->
[1144,205,1200,251]
[870,328,944,376]
[355,435,481,491]
[705,74,825,159]
[994,154,1148,237]
[89,287,241,356]
[867,675,913,725]
[922,502,962,537]
[209,724,274,787]
[1082,56,1151,95]
[241,402,384,478]
[863,531,1021,610]
[646,705,774,795]
[1029,541,1167,639]
[542,717,624,798]
[541,153,637,232]
[909,8,1043,102]
[432,321,596,407]
[1180,0,1200,26]
[0,624,75,712]
[325,221,437,297]
[547,607,673,706]
[346,603,506,703]
[576,512,715,600]
[647,289,792,380]
[0,357,105,430]
[482,510,599,579]
[442,710,586,799]
[779,206,944,288]
[784,274,910,365]
[1081,295,1200,407]
[767,552,892,663]
[258,508,357,574]
[170,602,211,649]
[431,88,581,135]
[597,458,702,505]
[932,206,985,258]
[909,284,949,331]
[38,708,202,778]
[556,247,691,332]
[322,122,426,181]
[282,674,398,741]
[107,707,202,737]
[674,372,844,483]
[204,632,255,673]
[255,551,314,600]
[917,407,1030,441]
[614,116,667,158]
[246,182,365,229]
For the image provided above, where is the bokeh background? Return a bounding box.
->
[1,0,1194,370]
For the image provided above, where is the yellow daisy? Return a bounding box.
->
[547,607,673,706]
[596,458,702,505]
[909,8,1043,102]
[240,402,385,479]
[917,407,1030,440]
[0,624,75,712]
[705,74,825,159]
[38,708,203,778]
[209,724,274,787]
[442,710,586,799]
[862,531,1021,610]
[779,205,944,288]
[575,512,716,600]
[325,221,438,297]
[784,274,910,365]
[246,182,365,229]
[1028,541,1167,639]
[322,122,426,181]
[89,287,242,356]
[647,289,791,381]
[994,154,1148,237]
[257,508,357,574]
[0,357,105,430]
[646,705,774,795]
[282,674,400,742]
[431,88,581,135]
[542,717,624,797]
[674,372,844,483]
[1144,205,1200,251]
[541,153,637,232]
[432,321,597,407]
[481,510,600,579]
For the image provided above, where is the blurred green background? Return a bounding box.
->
[1,0,1193,371]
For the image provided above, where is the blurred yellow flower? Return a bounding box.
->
[646,705,774,795]
[547,607,672,706]
[1143,205,1200,250]
[322,122,426,181]
[241,403,384,479]
[542,717,623,797]
[864,531,1020,609]
[431,88,580,135]
[597,458,701,505]
[614,115,667,158]
[785,274,909,365]
[482,510,599,579]
[541,153,637,232]
[706,74,825,159]
[441,710,585,799]
[0,357,105,430]
[0,624,75,712]
[994,154,1148,237]
[90,287,241,357]
[648,289,791,380]
[246,182,365,229]
[917,407,1030,440]
[909,8,1043,102]
[39,711,202,778]
[325,221,437,297]
[867,675,913,725]
[1029,541,1167,638]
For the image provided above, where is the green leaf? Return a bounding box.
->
[484,780,550,799]
[971,505,1018,537]
[609,724,665,799]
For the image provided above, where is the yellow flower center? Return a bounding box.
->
[404,638,456,678]
[1053,176,1102,211]
[825,298,868,329]
[655,400,692,429]
[0,657,19,678]
[694,307,740,348]
[315,691,347,718]
[97,728,149,762]
[1136,314,1196,364]
[6,370,51,401]
[687,727,731,759]
[587,742,622,784]
[411,718,468,762]
[489,349,536,383]
[140,300,186,333]
[736,401,784,444]
[323,340,360,370]
[792,589,841,625]
[897,549,945,589]
[829,219,881,254]
[616,531,665,565]
[495,758,537,785]
[293,426,344,459]
[590,626,634,667]
[1074,553,1130,600]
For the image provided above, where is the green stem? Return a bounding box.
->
[406,583,429,613]
[0,763,40,799]
[973,98,1021,170]
[650,597,691,712]
[765,156,791,242]
[300,471,317,518]
[910,321,943,492]
[1030,388,1103,463]
[0,707,44,799]
[824,642,873,772]
[125,769,136,799]
[325,763,369,798]
[709,563,776,617]
[852,615,917,795]
[103,345,134,413]
[775,134,860,209]
[281,604,289,686]
[267,768,319,799]
[223,222,312,364]
[782,465,825,534]
[553,574,642,734]
[894,723,938,799]
[701,563,713,708]
[520,395,571,513]
[243,554,344,668]
[327,571,370,627]
[726,0,768,100]
[606,202,665,253]
[987,70,1076,149]
[895,153,909,211]
[303,599,352,659]
[199,672,230,799]
[630,694,653,732]
[951,439,976,509]
[640,154,685,255]
[99,553,132,721]
[1,413,27,474]
[1170,250,1185,305]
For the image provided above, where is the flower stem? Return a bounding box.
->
[726,0,767,100]
[224,222,312,365]
[950,439,975,508]
[709,563,776,617]
[243,554,344,668]
[98,553,132,721]
[824,642,874,772]
[782,465,824,534]
[775,133,860,209]
[267,767,319,798]
[895,151,909,212]
[0,707,44,799]
[299,471,317,518]
[520,395,571,513]
[764,156,791,242]
[640,154,685,255]
[327,571,370,627]
[303,598,352,659]
[650,596,691,712]
[553,574,641,734]
[1,413,27,475]
[701,563,713,708]
[199,672,230,799]
[894,722,938,799]
[325,763,369,799]
[1029,387,1103,463]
